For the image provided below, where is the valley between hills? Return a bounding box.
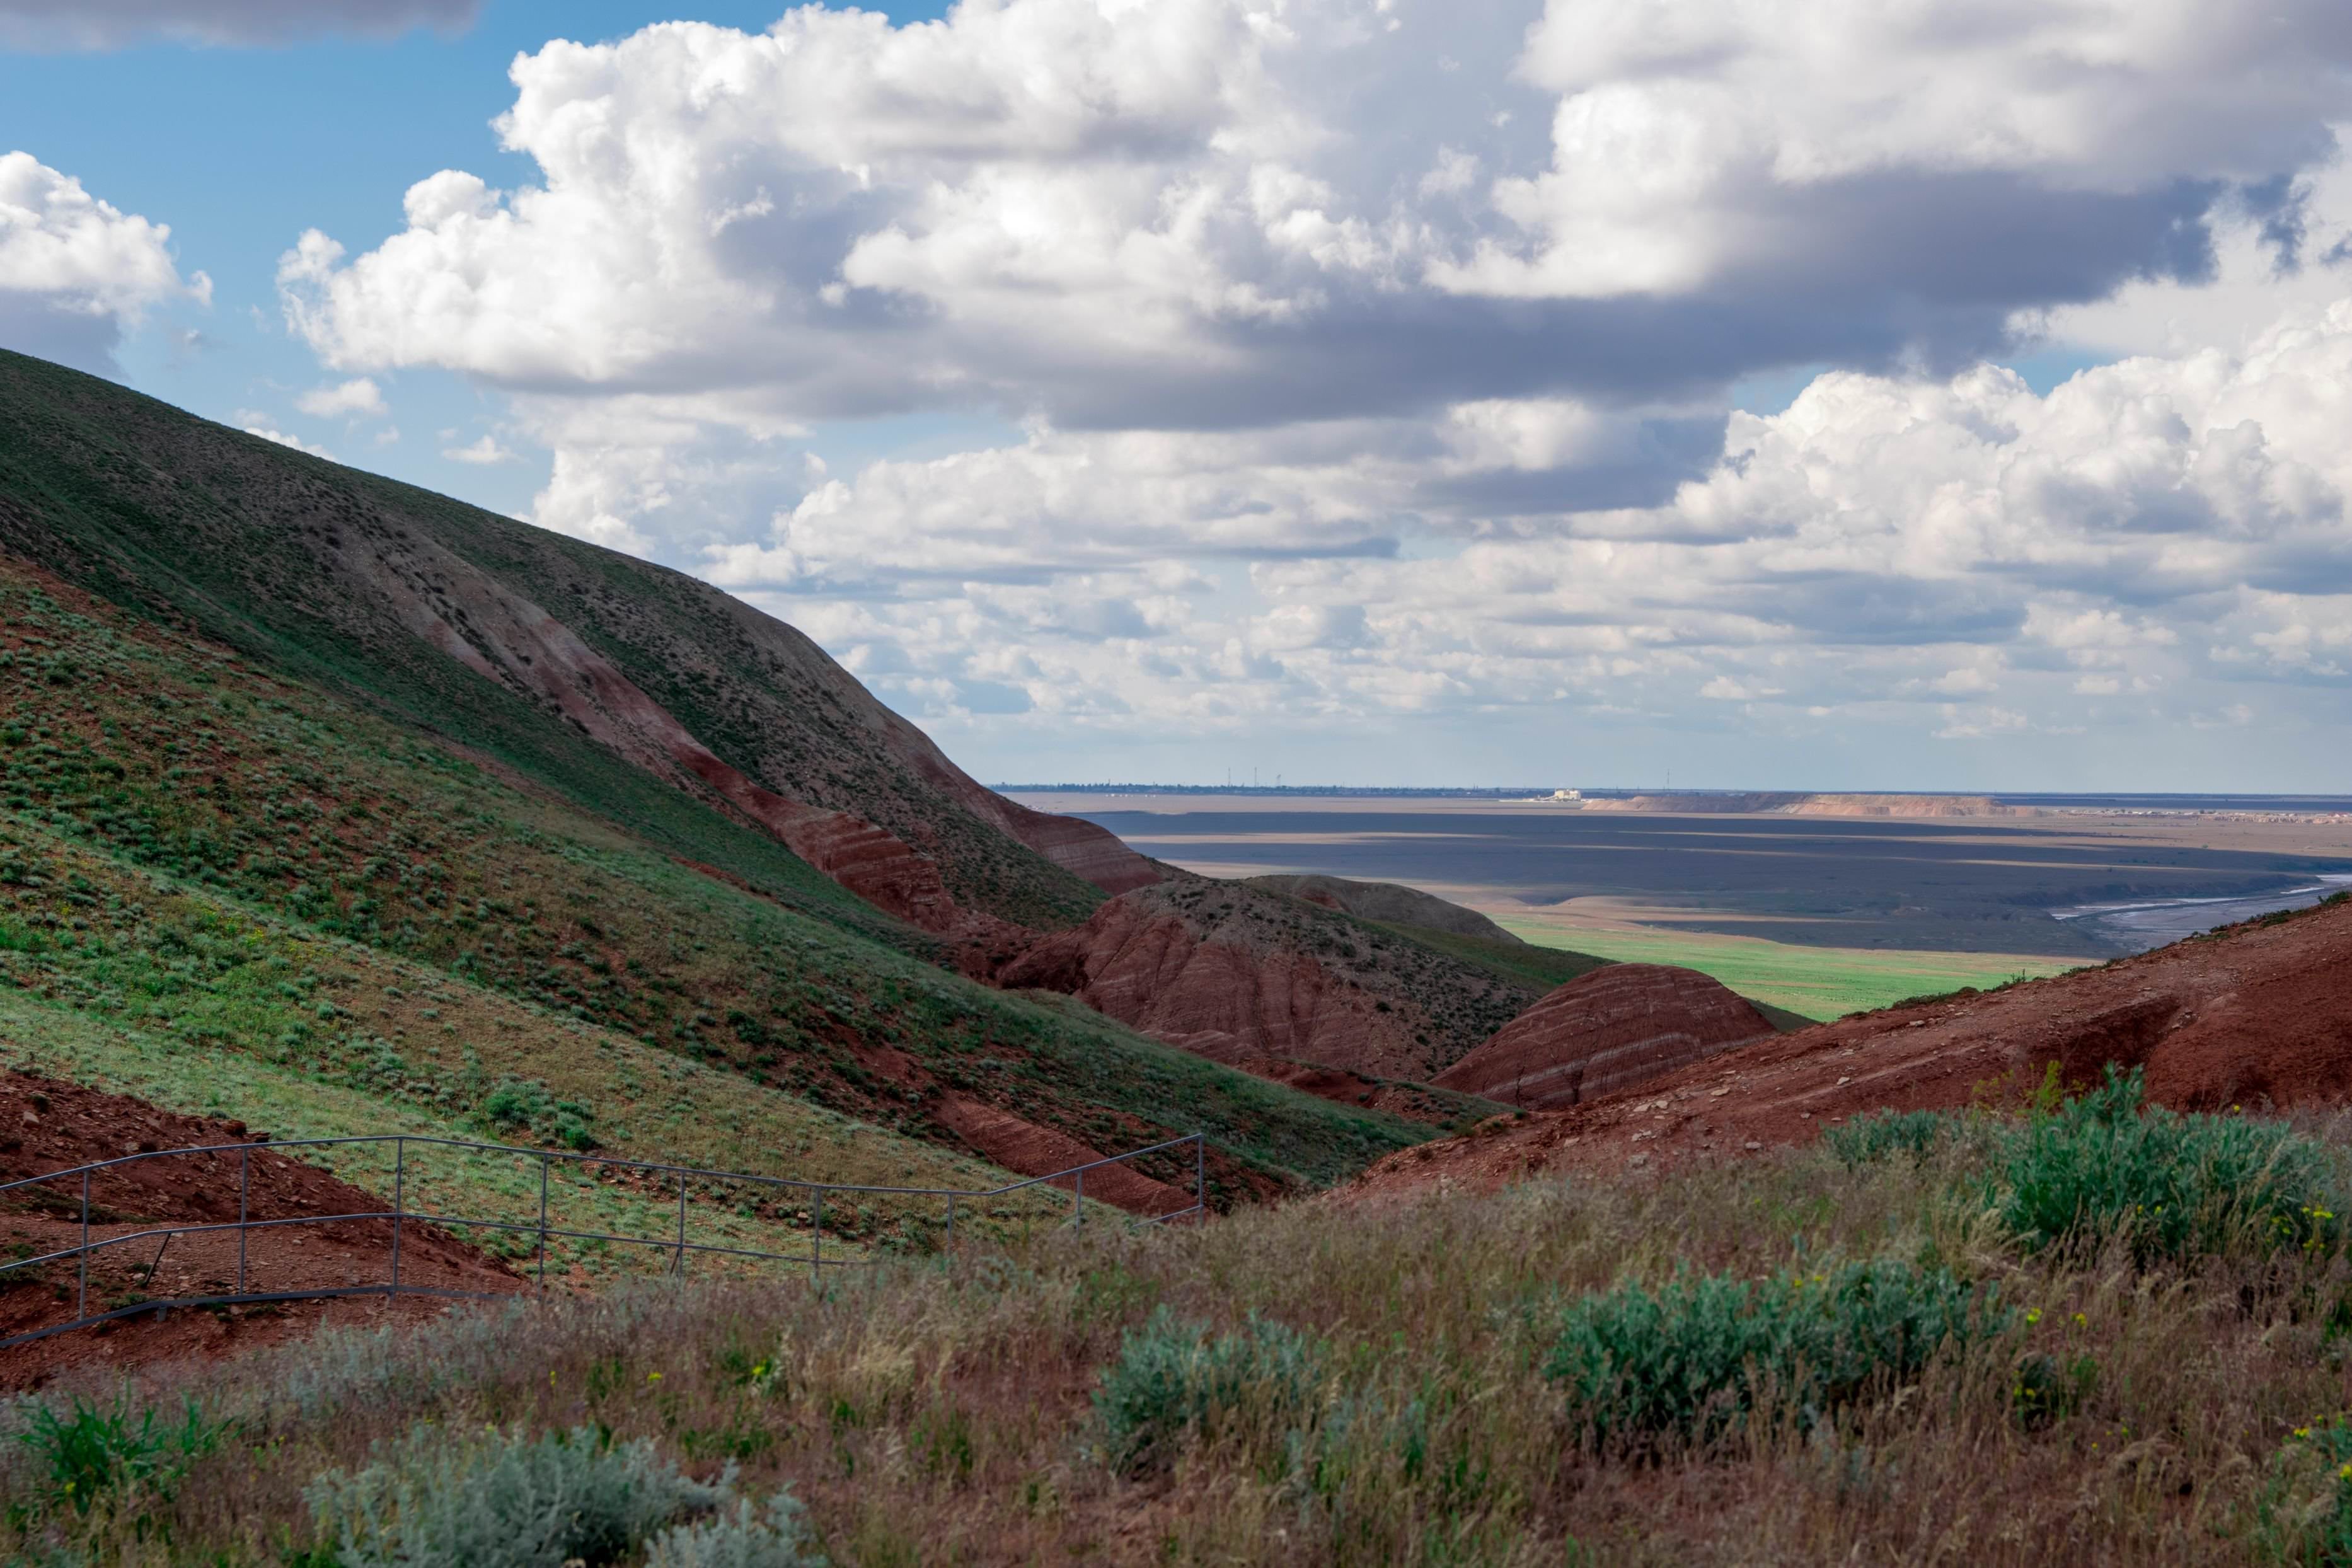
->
[13,345,2352,1563]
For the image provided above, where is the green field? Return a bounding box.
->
[1498,917,2081,1020]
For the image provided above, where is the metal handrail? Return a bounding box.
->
[0,1127,1209,1350]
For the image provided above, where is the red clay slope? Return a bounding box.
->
[343,527,997,935]
[1350,896,2352,1200]
[995,880,1540,1080]
[0,1071,517,1385]
[1431,964,1772,1109]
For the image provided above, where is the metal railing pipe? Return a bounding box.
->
[0,1125,1212,1349]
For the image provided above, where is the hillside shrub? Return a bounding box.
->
[14,1393,228,1517]
[304,1423,726,1567]
[1993,1067,2343,1267]
[1825,1109,1947,1167]
[2010,1351,2099,1431]
[1093,1306,1324,1474]
[479,1077,600,1151]
[1542,1257,2005,1446]
[643,1494,827,1568]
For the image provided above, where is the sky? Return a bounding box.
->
[6,1,2352,791]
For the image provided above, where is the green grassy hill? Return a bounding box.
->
[0,347,1109,931]
[0,356,1436,1208]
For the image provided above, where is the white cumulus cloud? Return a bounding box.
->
[0,151,207,369]
[241,425,333,458]
[296,376,387,419]
[260,1,2352,780]
[279,1,2352,430]
[441,432,517,465]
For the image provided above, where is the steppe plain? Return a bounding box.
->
[1016,792,2352,1017]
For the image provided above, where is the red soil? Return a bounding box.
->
[0,1072,519,1386]
[1348,897,2352,1201]
[1216,1054,1489,1124]
[343,522,1088,935]
[995,883,1530,1080]
[1431,964,1772,1110]
[1005,897,1412,1069]
[930,1096,1194,1217]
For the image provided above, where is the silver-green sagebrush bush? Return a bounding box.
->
[643,1495,827,1568]
[1092,1306,1325,1474]
[1992,1066,2346,1267]
[304,1422,734,1567]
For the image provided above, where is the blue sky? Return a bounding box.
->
[3,1,960,516]
[7,1,2352,790]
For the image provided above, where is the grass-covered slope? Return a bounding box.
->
[1363,919,1613,994]
[0,552,1426,1199]
[0,347,1104,930]
[18,1083,2352,1564]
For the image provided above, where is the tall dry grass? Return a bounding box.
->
[10,1105,2352,1564]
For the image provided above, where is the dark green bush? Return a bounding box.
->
[1825,1109,1947,1167]
[1542,1257,2005,1446]
[479,1077,600,1151]
[1993,1067,2343,1267]
[14,1394,227,1516]
[1093,1306,1323,1474]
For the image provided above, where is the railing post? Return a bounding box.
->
[537,1155,550,1292]
[237,1144,250,1294]
[1074,1168,1083,1230]
[811,1188,822,1284]
[390,1137,404,1296]
[78,1169,89,1319]
[1196,1133,1206,1221]
[674,1170,687,1276]
[945,1194,955,1260]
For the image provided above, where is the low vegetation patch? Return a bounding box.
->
[299,1422,827,1568]
[11,1393,228,1523]
[1824,1107,1947,1167]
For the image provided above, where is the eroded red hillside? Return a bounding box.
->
[994,880,1539,1080]
[1349,897,2352,1201]
[1431,963,1772,1109]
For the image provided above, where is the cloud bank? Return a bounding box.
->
[268,0,2352,781]
[0,0,476,49]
